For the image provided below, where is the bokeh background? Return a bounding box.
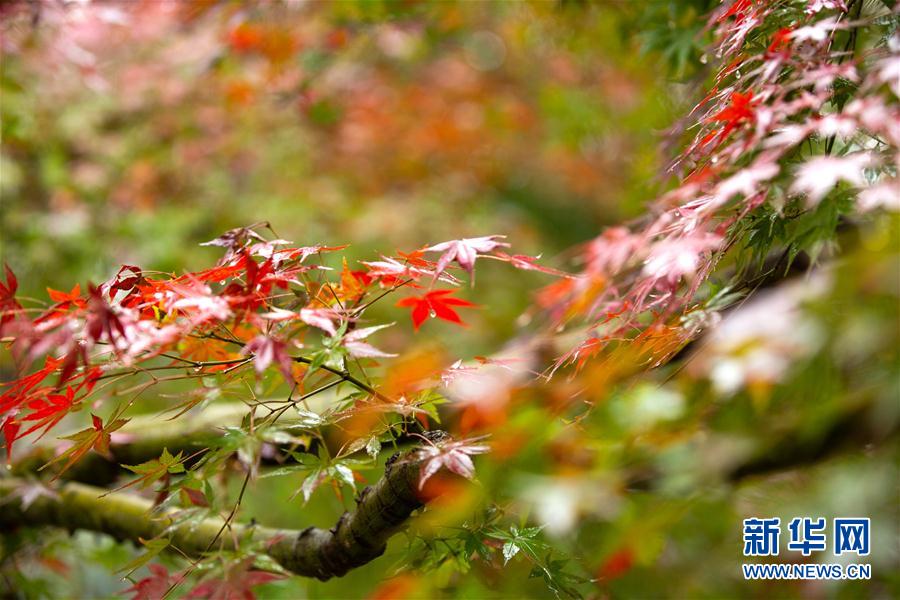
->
[0,0,706,356]
[2,1,897,599]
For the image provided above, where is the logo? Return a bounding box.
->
[741,517,872,580]
[834,518,870,556]
[743,518,780,556]
[787,517,826,556]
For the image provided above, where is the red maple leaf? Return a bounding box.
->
[767,27,793,57]
[707,91,757,136]
[396,290,477,330]
[47,284,85,310]
[0,264,21,327]
[107,265,144,301]
[718,0,754,23]
[2,416,20,465]
[186,558,283,600]
[85,285,128,346]
[396,248,431,268]
[123,564,184,600]
[20,386,79,439]
[44,413,129,479]
[597,546,634,581]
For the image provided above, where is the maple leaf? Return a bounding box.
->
[718,0,752,22]
[85,285,130,347]
[806,0,847,14]
[0,264,22,327]
[105,265,144,302]
[168,280,232,323]
[245,238,293,261]
[47,284,86,311]
[20,386,79,439]
[116,448,187,493]
[416,437,490,490]
[300,307,339,336]
[707,91,757,138]
[712,159,780,205]
[342,323,397,358]
[182,486,209,507]
[791,152,873,206]
[361,256,454,285]
[42,413,129,479]
[643,233,723,286]
[223,252,279,309]
[123,564,184,600]
[287,244,349,263]
[396,290,477,330]
[336,258,369,303]
[186,558,283,600]
[189,264,245,285]
[201,225,266,250]
[857,180,900,212]
[491,251,574,278]
[200,224,268,265]
[585,227,643,276]
[0,357,61,415]
[243,335,294,382]
[790,17,839,43]
[425,235,509,281]
[257,306,341,337]
[767,27,794,57]
[396,248,430,268]
[2,416,20,465]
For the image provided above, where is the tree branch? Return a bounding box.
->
[12,403,261,485]
[198,332,392,403]
[0,449,426,581]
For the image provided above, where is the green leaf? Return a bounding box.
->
[259,465,311,479]
[299,469,324,503]
[333,463,355,489]
[502,541,520,564]
[295,408,324,427]
[365,436,381,459]
[115,537,170,577]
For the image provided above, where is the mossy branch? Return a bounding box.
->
[0,450,425,581]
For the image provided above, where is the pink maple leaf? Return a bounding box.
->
[243,335,294,382]
[425,236,509,281]
[791,152,873,206]
[342,323,397,358]
[299,308,340,337]
[643,233,723,286]
[416,437,490,489]
[491,251,575,278]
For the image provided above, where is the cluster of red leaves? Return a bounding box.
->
[0,225,565,471]
[122,560,281,600]
[542,0,899,373]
